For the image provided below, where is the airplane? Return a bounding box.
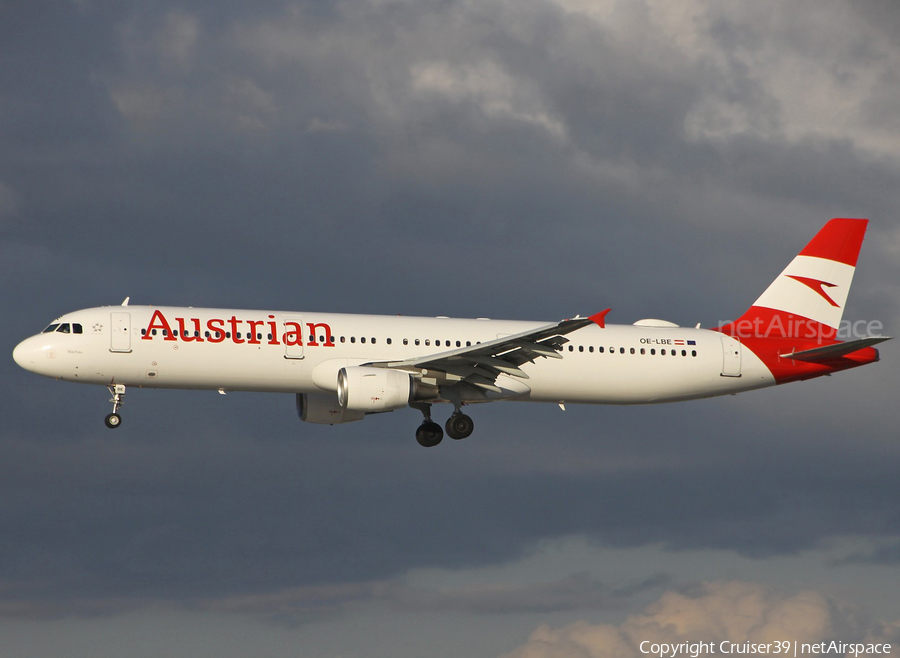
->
[12,218,890,447]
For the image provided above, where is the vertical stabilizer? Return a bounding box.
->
[720,218,868,340]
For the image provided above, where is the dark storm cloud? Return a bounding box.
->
[1,395,899,619]
[3,0,900,626]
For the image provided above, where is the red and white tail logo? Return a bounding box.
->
[722,218,868,339]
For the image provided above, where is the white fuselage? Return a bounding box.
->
[13,305,776,405]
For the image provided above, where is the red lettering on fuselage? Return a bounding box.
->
[266,315,280,345]
[283,321,303,346]
[142,311,334,349]
[228,316,244,344]
[177,317,204,342]
[246,320,264,345]
[143,310,176,341]
[306,322,335,347]
[206,318,225,343]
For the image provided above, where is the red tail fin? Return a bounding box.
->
[719,218,867,340]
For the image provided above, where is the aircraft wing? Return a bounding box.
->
[364,310,610,394]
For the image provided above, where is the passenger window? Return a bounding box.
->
[415,339,420,346]
[371,338,376,344]
[599,347,604,353]
[351,337,356,343]
[630,347,635,354]
[692,350,697,357]
[682,350,686,356]
[568,346,574,352]
[589,346,594,353]
[661,349,666,355]
[387,338,392,345]
[650,349,655,355]
[640,348,645,355]
[579,345,584,352]
[619,347,625,354]
[425,339,431,346]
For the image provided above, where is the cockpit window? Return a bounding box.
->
[41,323,82,334]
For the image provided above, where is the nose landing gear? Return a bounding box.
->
[105,384,125,429]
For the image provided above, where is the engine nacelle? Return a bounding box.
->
[337,366,428,412]
[296,393,365,425]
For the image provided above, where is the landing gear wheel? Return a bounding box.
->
[445,413,474,440]
[416,421,444,447]
[106,384,126,429]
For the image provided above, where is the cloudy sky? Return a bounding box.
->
[3,0,900,656]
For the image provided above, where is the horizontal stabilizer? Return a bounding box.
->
[780,336,892,361]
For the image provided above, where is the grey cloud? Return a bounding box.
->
[1,395,899,620]
[386,573,615,615]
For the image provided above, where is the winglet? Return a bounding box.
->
[589,309,611,329]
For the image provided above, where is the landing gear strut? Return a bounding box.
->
[105,384,125,429]
[412,403,443,447]
[445,411,474,440]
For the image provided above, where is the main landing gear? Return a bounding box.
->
[412,403,475,447]
[105,384,125,429]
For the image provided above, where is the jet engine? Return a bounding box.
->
[337,366,436,412]
[296,393,365,424]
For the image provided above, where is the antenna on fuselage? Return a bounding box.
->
[121,297,130,306]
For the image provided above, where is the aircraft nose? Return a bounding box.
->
[12,338,36,372]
